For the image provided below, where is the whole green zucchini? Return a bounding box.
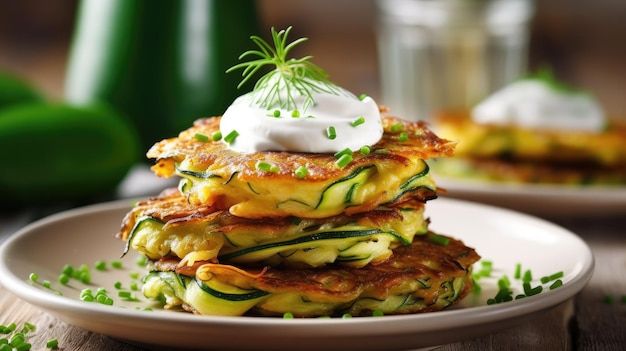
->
[0,71,42,109]
[64,0,261,154]
[0,103,140,205]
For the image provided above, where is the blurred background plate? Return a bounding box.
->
[435,175,626,218]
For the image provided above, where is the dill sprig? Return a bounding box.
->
[227,26,346,112]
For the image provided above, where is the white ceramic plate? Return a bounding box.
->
[435,175,626,217]
[0,198,593,351]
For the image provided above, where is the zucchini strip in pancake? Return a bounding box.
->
[142,232,480,317]
[147,110,455,219]
[118,189,429,268]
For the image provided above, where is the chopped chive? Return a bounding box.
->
[335,154,352,168]
[492,283,513,303]
[256,161,279,173]
[130,282,139,291]
[15,343,31,351]
[135,255,148,267]
[111,260,123,269]
[351,116,365,127]
[603,295,615,304]
[472,278,482,293]
[23,323,35,333]
[498,275,510,290]
[28,273,38,283]
[95,291,107,300]
[94,260,106,271]
[42,280,51,289]
[358,93,367,101]
[333,147,352,159]
[473,261,492,279]
[96,294,107,304]
[372,309,384,317]
[46,339,58,349]
[193,133,210,142]
[342,313,352,319]
[209,131,221,141]
[118,291,132,298]
[479,260,493,277]
[256,161,271,172]
[5,324,15,333]
[540,271,564,284]
[522,269,533,283]
[272,109,281,117]
[427,233,449,246]
[114,281,122,289]
[10,333,24,346]
[359,145,371,155]
[58,273,70,285]
[291,110,300,118]
[549,279,563,290]
[283,312,294,319]
[523,282,543,296]
[622,295,626,304]
[391,123,404,132]
[61,264,73,276]
[514,263,522,279]
[129,271,140,280]
[224,130,239,144]
[295,166,308,179]
[398,132,408,142]
[79,272,90,284]
[326,126,336,140]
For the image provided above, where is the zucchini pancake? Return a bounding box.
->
[117,27,479,317]
[434,112,626,184]
[147,112,451,219]
[432,72,626,185]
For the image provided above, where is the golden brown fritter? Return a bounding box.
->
[433,112,626,184]
[147,108,456,218]
[118,188,430,268]
[142,231,480,317]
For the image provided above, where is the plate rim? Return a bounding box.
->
[0,198,595,349]
[433,173,626,216]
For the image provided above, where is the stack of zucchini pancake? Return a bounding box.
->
[433,70,626,185]
[117,28,480,317]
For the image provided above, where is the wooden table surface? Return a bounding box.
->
[0,192,624,351]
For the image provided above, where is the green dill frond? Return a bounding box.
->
[227,26,345,112]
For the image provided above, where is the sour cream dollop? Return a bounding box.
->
[471,79,606,132]
[219,88,383,154]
